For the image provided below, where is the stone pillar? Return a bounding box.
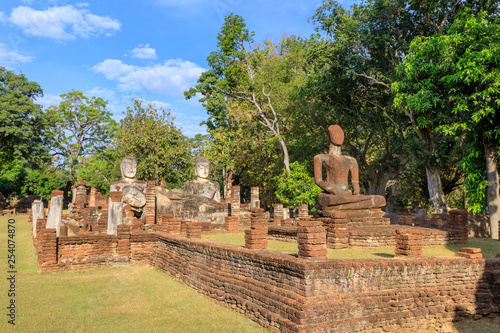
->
[145,180,156,225]
[250,187,260,209]
[273,204,283,225]
[297,220,327,258]
[245,208,268,249]
[231,186,241,221]
[225,216,239,233]
[298,204,308,220]
[31,200,44,236]
[75,179,87,208]
[449,209,469,244]
[395,229,423,257]
[107,191,123,235]
[320,212,349,249]
[46,190,64,236]
[89,187,97,207]
[186,222,202,238]
[283,207,290,220]
[117,224,131,258]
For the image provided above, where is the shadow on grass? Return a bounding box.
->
[373,253,394,258]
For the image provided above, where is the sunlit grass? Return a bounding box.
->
[0,215,269,332]
[203,231,500,259]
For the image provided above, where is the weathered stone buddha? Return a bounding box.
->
[109,157,146,231]
[314,125,387,224]
[184,153,220,202]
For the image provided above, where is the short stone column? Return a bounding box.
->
[75,179,87,208]
[283,207,290,220]
[31,200,44,236]
[297,220,327,258]
[448,209,469,243]
[273,204,283,225]
[186,222,202,238]
[455,247,482,259]
[231,186,241,221]
[145,180,156,225]
[395,229,423,257]
[298,204,309,220]
[320,212,349,249]
[88,187,97,207]
[46,190,64,236]
[250,186,260,209]
[225,216,239,233]
[245,208,268,249]
[107,191,123,235]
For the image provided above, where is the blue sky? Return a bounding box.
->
[0,0,353,137]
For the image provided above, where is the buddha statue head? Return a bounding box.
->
[194,153,210,182]
[328,125,344,155]
[120,156,138,181]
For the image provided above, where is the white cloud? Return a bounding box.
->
[85,87,116,101]
[131,44,157,60]
[8,5,121,41]
[35,93,62,110]
[0,43,34,67]
[92,58,205,98]
[0,12,6,22]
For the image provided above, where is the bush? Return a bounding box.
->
[275,161,322,209]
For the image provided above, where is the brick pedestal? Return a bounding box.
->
[231,186,240,221]
[225,216,239,233]
[395,229,423,257]
[40,228,57,267]
[297,219,327,258]
[273,204,283,225]
[455,247,482,259]
[186,222,202,238]
[145,180,156,225]
[448,209,468,244]
[250,186,260,209]
[320,213,349,249]
[245,208,268,249]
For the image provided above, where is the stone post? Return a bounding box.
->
[46,190,64,236]
[449,209,469,244]
[231,186,241,221]
[250,187,260,209]
[89,187,97,207]
[245,208,268,249]
[145,180,156,225]
[273,204,283,225]
[298,204,308,220]
[283,207,290,220]
[297,219,327,258]
[31,200,44,236]
[395,229,423,257]
[107,191,123,235]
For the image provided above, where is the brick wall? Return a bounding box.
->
[153,234,500,332]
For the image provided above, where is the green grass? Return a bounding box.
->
[203,232,500,259]
[0,215,269,332]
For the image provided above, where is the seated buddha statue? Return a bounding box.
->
[184,153,220,202]
[313,125,386,219]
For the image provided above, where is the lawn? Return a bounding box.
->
[1,214,499,332]
[0,214,268,332]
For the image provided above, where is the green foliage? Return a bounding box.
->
[45,90,117,182]
[460,146,489,213]
[275,162,322,209]
[0,158,27,197]
[0,66,50,167]
[22,166,68,200]
[117,99,194,187]
[78,151,122,196]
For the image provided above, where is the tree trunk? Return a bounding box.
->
[279,138,290,174]
[367,171,393,196]
[425,164,448,213]
[484,144,499,240]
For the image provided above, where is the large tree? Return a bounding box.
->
[45,90,117,184]
[116,98,193,187]
[393,9,500,238]
[309,0,499,210]
[0,67,49,167]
